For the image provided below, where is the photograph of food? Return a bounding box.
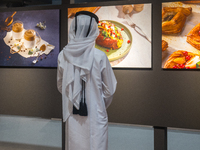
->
[162,1,200,69]
[68,4,151,68]
[0,9,59,67]
[96,20,123,50]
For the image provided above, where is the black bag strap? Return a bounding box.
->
[79,80,88,116]
[82,80,84,102]
[72,80,85,115]
[73,80,88,116]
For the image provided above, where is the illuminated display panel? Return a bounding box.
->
[0,9,60,67]
[68,4,152,68]
[162,1,200,69]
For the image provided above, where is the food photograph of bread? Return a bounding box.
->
[68,4,151,68]
[162,1,200,69]
[162,7,192,34]
[164,50,200,69]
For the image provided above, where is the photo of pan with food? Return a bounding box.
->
[162,1,200,69]
[68,4,152,68]
[0,9,60,67]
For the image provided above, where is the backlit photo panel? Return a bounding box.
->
[0,9,60,67]
[162,1,200,69]
[68,4,152,68]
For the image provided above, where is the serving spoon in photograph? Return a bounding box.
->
[32,51,41,64]
[5,11,17,26]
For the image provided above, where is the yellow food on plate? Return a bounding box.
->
[96,21,123,50]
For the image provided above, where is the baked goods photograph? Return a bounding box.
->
[162,1,200,69]
[163,50,200,69]
[162,40,168,51]
[162,7,192,34]
[187,23,200,50]
[68,4,151,68]
[182,1,200,4]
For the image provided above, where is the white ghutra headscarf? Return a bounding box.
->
[62,14,99,110]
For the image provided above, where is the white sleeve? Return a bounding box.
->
[57,54,63,94]
[101,55,117,108]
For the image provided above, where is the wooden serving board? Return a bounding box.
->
[68,7,101,18]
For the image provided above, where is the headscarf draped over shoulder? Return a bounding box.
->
[62,14,99,110]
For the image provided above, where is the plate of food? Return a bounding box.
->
[95,20,132,62]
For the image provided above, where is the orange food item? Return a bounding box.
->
[162,7,192,34]
[187,23,200,50]
[24,29,36,41]
[164,50,197,69]
[40,44,46,51]
[182,1,200,4]
[185,56,200,68]
[96,21,123,50]
[12,22,23,32]
[162,40,168,51]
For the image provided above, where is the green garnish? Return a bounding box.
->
[28,50,33,55]
[196,61,200,68]
[102,30,109,39]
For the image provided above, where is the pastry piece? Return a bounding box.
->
[133,4,144,12]
[162,40,168,51]
[182,1,200,4]
[122,5,134,14]
[96,21,123,50]
[187,23,200,50]
[163,50,199,69]
[162,7,192,34]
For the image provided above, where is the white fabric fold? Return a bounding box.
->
[63,15,99,111]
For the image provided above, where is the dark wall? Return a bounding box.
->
[0,4,66,119]
[0,68,62,118]
[1,0,200,130]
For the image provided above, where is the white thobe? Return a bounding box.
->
[57,48,117,150]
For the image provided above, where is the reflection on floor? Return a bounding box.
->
[168,128,200,150]
[0,142,61,150]
[108,123,154,150]
[0,115,154,150]
[0,115,62,150]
